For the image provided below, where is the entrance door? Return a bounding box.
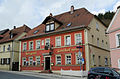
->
[45,57,50,70]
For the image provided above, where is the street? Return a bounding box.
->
[0,71,87,79]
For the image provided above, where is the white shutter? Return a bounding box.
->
[118,59,120,69]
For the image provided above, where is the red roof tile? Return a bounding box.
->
[0,24,31,43]
[22,8,95,39]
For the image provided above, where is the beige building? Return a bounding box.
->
[0,25,30,70]
[85,17,110,70]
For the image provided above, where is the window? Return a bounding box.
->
[116,34,120,47]
[96,22,99,30]
[118,59,120,69]
[55,36,61,47]
[97,38,99,46]
[29,57,33,65]
[45,23,55,32]
[93,55,95,66]
[56,55,61,65]
[45,38,50,47]
[65,35,71,46]
[29,41,33,50]
[3,45,5,52]
[102,40,104,47]
[1,58,3,64]
[75,33,82,45]
[42,40,44,45]
[76,54,81,64]
[23,42,27,51]
[105,57,108,66]
[66,54,71,64]
[36,56,40,65]
[7,45,10,51]
[36,40,40,49]
[98,56,101,66]
[0,58,10,65]
[7,58,10,64]
[22,58,26,66]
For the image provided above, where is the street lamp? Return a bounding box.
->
[76,42,84,71]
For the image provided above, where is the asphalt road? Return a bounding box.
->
[0,71,46,79]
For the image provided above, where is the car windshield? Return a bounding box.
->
[113,68,120,74]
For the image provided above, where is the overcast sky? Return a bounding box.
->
[0,0,120,30]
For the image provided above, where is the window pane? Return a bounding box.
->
[66,36,70,46]
[56,56,61,64]
[50,24,54,30]
[36,41,40,49]
[46,39,50,46]
[76,34,82,45]
[66,55,71,64]
[46,25,49,31]
[30,42,33,50]
[56,37,61,46]
[23,43,27,51]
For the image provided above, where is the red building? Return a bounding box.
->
[20,6,110,73]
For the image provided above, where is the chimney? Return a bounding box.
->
[49,13,53,17]
[14,26,16,29]
[70,5,74,14]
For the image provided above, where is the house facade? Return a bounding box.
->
[107,6,120,68]
[0,25,31,70]
[20,6,110,73]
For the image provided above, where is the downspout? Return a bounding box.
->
[19,41,21,71]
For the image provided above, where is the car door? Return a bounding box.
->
[103,68,116,79]
[94,68,104,79]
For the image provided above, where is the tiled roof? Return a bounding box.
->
[0,29,9,35]
[0,24,31,43]
[22,8,95,39]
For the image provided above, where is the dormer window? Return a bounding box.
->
[45,23,55,32]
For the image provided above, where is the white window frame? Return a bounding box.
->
[65,54,71,65]
[29,57,33,65]
[64,35,71,46]
[42,40,44,45]
[29,41,34,50]
[56,55,61,65]
[36,40,41,49]
[23,42,27,51]
[45,38,50,46]
[116,33,120,47]
[118,59,120,69]
[55,36,61,47]
[75,33,82,45]
[22,57,26,66]
[36,56,40,65]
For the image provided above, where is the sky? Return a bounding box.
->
[0,0,120,30]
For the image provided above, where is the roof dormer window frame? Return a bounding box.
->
[45,23,55,32]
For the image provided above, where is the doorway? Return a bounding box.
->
[45,57,50,70]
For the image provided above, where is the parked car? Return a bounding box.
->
[88,67,120,79]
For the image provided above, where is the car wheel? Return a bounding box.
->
[89,76,95,79]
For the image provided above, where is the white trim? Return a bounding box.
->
[56,54,61,65]
[29,41,34,50]
[55,36,61,47]
[22,57,26,66]
[45,38,50,46]
[115,33,120,47]
[107,9,120,33]
[74,33,82,45]
[44,56,51,70]
[23,42,27,51]
[65,54,72,65]
[64,35,71,46]
[36,56,40,65]
[29,56,33,65]
[36,40,41,49]
[118,59,120,69]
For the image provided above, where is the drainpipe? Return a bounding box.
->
[19,41,21,71]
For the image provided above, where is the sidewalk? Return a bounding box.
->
[0,70,87,79]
